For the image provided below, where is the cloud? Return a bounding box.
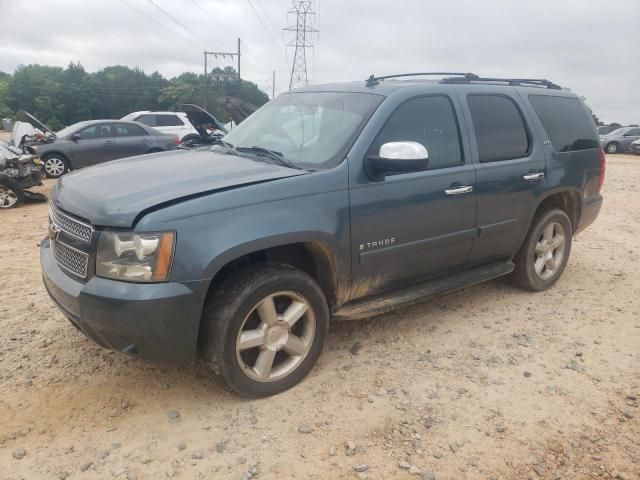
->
[1,0,639,123]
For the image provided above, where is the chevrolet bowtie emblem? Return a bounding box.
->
[48,222,61,241]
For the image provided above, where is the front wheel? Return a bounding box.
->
[201,263,329,397]
[43,155,69,178]
[512,209,572,291]
[605,142,618,154]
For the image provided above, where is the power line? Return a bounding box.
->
[254,0,283,42]
[145,0,214,48]
[246,0,285,51]
[190,0,235,37]
[118,0,203,49]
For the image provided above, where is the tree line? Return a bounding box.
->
[0,63,269,131]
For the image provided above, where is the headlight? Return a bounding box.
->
[96,231,175,282]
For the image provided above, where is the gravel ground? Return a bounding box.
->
[0,151,639,480]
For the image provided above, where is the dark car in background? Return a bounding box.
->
[599,126,640,154]
[36,120,179,178]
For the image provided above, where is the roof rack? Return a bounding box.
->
[365,72,562,90]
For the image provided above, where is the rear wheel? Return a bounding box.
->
[0,178,25,209]
[201,263,329,397]
[512,209,572,291]
[43,154,68,178]
[605,142,618,154]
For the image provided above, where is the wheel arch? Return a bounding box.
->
[204,235,340,309]
[532,188,582,233]
[42,150,71,169]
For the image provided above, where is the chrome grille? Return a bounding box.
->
[52,240,89,278]
[50,205,93,243]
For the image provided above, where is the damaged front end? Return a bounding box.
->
[0,141,46,209]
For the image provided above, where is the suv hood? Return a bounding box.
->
[53,149,306,227]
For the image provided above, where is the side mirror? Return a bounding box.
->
[71,133,81,142]
[365,141,429,181]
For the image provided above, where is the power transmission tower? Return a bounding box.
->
[284,1,317,90]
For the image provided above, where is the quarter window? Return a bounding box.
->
[369,95,463,171]
[529,95,599,152]
[467,95,529,162]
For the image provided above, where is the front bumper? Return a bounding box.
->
[40,238,209,365]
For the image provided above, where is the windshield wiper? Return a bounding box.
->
[235,146,298,169]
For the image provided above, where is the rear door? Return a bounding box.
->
[457,88,546,265]
[113,122,151,158]
[70,123,117,167]
[154,114,190,138]
[349,92,477,297]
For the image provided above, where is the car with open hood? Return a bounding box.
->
[41,72,604,397]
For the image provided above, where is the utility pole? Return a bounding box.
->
[284,1,317,90]
[272,70,276,99]
[202,38,242,109]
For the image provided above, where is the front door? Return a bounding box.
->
[113,122,152,158]
[71,122,117,167]
[349,94,477,299]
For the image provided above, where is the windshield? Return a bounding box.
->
[602,127,626,137]
[221,92,383,169]
[57,122,89,138]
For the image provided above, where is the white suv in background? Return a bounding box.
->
[120,111,198,141]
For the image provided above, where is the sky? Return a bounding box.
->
[1,0,639,124]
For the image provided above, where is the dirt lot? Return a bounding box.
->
[0,151,638,480]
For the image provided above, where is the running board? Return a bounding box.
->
[332,261,515,321]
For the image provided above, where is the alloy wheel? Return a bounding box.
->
[235,291,316,382]
[533,221,566,280]
[45,157,65,177]
[0,185,18,208]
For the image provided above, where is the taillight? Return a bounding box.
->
[174,136,180,145]
[597,147,606,193]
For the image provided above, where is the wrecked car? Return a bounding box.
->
[0,140,45,209]
[177,103,228,149]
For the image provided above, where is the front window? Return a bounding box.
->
[221,92,383,170]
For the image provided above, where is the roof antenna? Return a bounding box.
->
[366,75,379,87]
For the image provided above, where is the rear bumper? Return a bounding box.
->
[40,238,209,365]
[576,194,603,235]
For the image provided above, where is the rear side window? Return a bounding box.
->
[467,95,529,162]
[529,95,599,152]
[369,95,463,170]
[114,123,147,137]
[155,114,184,127]
[135,114,156,127]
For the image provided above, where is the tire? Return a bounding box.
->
[512,208,572,292]
[43,154,69,178]
[0,177,25,209]
[201,262,329,397]
[605,142,618,154]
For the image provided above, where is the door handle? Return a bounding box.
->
[445,185,473,195]
[523,172,544,181]
[104,140,113,145]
